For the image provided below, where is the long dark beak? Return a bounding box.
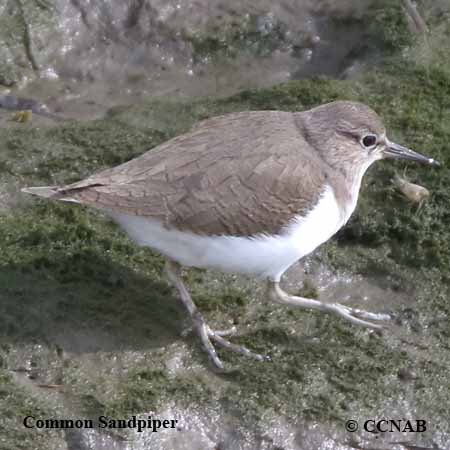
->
[384,139,440,167]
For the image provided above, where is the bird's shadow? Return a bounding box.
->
[0,252,184,354]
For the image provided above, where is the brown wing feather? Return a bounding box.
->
[59,111,328,236]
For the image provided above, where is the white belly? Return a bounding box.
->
[108,185,351,281]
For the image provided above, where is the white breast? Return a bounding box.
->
[108,185,352,281]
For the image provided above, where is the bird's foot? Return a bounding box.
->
[181,324,237,338]
[192,313,269,371]
[212,326,238,337]
[324,303,390,329]
[165,259,269,370]
[268,281,390,330]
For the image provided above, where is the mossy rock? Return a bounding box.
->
[1,25,450,450]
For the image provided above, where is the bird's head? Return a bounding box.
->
[301,101,440,176]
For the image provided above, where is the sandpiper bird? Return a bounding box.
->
[22,101,439,370]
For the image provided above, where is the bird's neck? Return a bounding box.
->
[331,160,373,224]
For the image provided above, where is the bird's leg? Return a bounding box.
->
[267,281,390,329]
[164,259,267,370]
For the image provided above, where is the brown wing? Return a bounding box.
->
[59,111,327,236]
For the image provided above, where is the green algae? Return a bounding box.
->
[0,202,182,345]
[187,13,293,62]
[186,0,412,66]
[363,0,412,54]
[0,371,63,450]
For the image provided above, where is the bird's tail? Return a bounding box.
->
[21,185,62,199]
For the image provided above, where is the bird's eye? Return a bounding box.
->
[361,134,377,149]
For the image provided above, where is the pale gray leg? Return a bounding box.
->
[267,281,390,329]
[164,259,267,370]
